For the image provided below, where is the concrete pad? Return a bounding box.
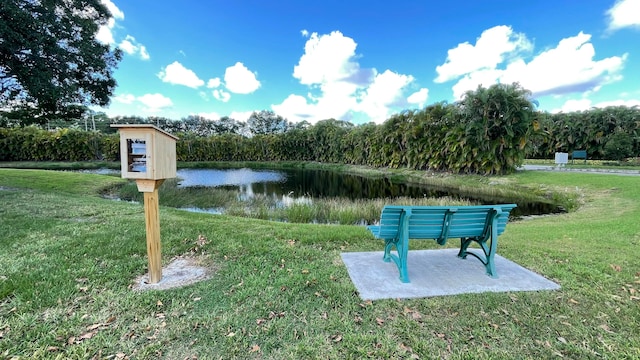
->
[341,249,560,300]
[132,258,213,291]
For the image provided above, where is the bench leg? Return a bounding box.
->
[457,236,498,278]
[396,239,409,283]
[458,237,472,259]
[383,239,394,263]
[398,239,409,283]
[382,238,410,283]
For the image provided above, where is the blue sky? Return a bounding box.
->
[97,0,640,124]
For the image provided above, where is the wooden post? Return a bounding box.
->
[112,125,177,286]
[137,179,165,283]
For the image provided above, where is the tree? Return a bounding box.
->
[0,0,122,123]
[180,115,216,136]
[247,110,290,135]
[604,129,634,161]
[457,83,537,174]
[212,116,244,135]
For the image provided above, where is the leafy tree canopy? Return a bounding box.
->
[0,0,122,122]
[247,110,290,135]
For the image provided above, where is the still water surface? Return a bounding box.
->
[177,168,446,199]
[175,168,559,216]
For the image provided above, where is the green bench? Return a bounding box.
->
[572,150,587,164]
[367,204,517,283]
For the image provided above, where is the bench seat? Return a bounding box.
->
[367,204,517,283]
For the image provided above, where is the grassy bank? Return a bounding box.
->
[111,178,476,225]
[0,168,639,359]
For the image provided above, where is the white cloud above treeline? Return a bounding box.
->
[434,25,628,101]
[158,61,204,88]
[157,61,260,103]
[96,0,149,60]
[202,62,261,102]
[607,0,640,31]
[554,98,640,113]
[119,35,149,60]
[95,0,120,45]
[407,88,429,108]
[114,93,173,113]
[273,31,428,124]
[435,25,532,83]
[224,62,261,94]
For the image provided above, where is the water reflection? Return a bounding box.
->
[174,168,561,217]
[176,168,442,200]
[177,168,285,188]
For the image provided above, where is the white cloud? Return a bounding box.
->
[96,18,117,44]
[293,31,370,86]
[207,78,221,88]
[503,32,626,96]
[121,40,138,54]
[137,93,173,112]
[438,30,627,101]
[213,89,231,102]
[137,94,172,108]
[553,99,593,113]
[552,98,640,113]
[95,1,150,60]
[407,88,429,107]
[96,19,115,44]
[593,99,640,108]
[96,0,124,45]
[597,99,640,107]
[230,111,254,122]
[435,25,532,83]
[119,35,150,60]
[274,31,417,124]
[272,94,315,122]
[301,29,309,37]
[101,0,124,20]
[158,61,204,88]
[607,0,640,31]
[113,93,136,104]
[109,92,174,114]
[224,62,261,94]
[357,70,415,122]
[450,68,504,100]
[139,46,150,60]
[197,112,222,120]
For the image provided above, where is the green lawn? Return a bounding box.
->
[0,168,638,359]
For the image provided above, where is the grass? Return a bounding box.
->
[1,167,639,359]
[111,178,476,225]
[0,161,121,171]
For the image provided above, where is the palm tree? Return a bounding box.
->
[456,83,537,174]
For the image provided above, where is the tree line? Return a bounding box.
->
[1,83,639,174]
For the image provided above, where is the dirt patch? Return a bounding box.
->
[132,256,214,291]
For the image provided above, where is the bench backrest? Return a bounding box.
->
[375,204,516,240]
[572,150,587,159]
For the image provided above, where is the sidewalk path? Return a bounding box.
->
[519,165,640,176]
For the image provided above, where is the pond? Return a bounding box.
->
[174,168,561,217]
[177,168,450,199]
